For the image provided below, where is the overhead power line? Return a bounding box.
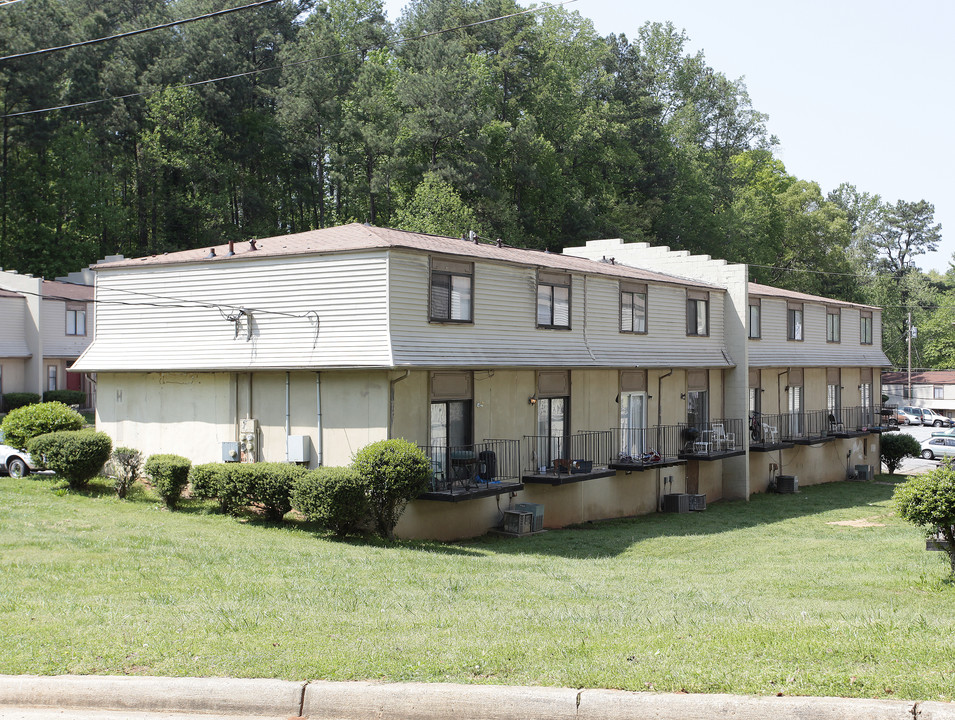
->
[0,0,282,63]
[0,0,576,119]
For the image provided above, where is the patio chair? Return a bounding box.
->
[712,424,735,451]
[761,422,779,444]
[828,413,845,433]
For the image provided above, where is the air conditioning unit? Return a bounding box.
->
[514,503,544,532]
[663,493,690,513]
[503,510,533,536]
[854,464,872,482]
[688,493,706,512]
[776,475,798,494]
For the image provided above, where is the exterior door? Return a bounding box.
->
[620,391,647,457]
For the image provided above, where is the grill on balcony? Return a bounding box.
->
[418,439,522,501]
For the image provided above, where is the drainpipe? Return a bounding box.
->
[777,369,789,482]
[389,370,410,439]
[656,369,673,512]
[285,372,290,462]
[315,372,323,467]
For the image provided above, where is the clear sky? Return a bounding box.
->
[382,0,954,272]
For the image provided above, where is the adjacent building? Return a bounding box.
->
[74,225,890,539]
[882,371,955,420]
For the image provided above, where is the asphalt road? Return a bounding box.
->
[889,422,953,474]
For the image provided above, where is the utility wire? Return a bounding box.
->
[0,0,282,63]
[0,0,575,119]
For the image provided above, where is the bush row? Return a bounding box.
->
[190,461,308,520]
[0,390,86,413]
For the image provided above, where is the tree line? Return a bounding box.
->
[0,0,947,367]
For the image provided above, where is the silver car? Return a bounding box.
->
[0,430,34,478]
[920,436,955,461]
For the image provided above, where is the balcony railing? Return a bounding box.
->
[522,431,612,477]
[609,425,681,467]
[678,418,745,458]
[418,439,521,498]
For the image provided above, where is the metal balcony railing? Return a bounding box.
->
[522,431,611,475]
[677,418,745,457]
[418,439,520,496]
[609,425,681,466]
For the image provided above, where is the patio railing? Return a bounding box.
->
[522,431,611,475]
[677,418,745,456]
[419,439,520,495]
[609,425,681,466]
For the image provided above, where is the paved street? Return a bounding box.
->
[890,423,951,474]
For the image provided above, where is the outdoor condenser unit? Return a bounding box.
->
[776,475,798,494]
[514,503,544,532]
[854,464,872,482]
[503,510,533,536]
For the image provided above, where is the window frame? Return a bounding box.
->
[536,271,572,329]
[65,304,87,337]
[686,291,709,337]
[826,307,841,343]
[860,311,873,345]
[619,282,648,334]
[748,299,761,339]
[787,303,804,341]
[429,258,474,324]
[935,385,944,400]
[47,365,57,392]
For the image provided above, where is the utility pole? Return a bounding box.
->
[907,310,913,401]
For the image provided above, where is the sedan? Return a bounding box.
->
[920,436,955,461]
[0,431,34,478]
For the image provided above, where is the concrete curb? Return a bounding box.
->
[0,676,305,717]
[2,675,955,720]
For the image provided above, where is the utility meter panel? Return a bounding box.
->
[239,418,258,463]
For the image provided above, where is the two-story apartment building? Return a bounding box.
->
[0,271,98,409]
[74,225,889,539]
[881,371,955,420]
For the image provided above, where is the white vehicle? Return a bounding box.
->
[920,436,955,461]
[0,430,35,478]
[921,409,955,427]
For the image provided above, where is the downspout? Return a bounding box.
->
[582,275,596,361]
[656,369,673,512]
[777,369,789,484]
[315,372,323,467]
[389,370,410,439]
[285,372,290,462]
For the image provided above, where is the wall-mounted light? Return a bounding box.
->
[528,397,537,405]
[680,392,686,400]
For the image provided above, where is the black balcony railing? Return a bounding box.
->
[609,425,681,467]
[522,431,611,476]
[419,439,520,496]
[678,418,745,458]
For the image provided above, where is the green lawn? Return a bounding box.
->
[1,473,953,701]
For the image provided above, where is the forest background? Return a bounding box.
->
[0,0,949,368]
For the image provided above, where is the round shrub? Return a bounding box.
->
[247,462,307,521]
[353,439,431,540]
[1,401,84,450]
[144,454,192,509]
[189,463,230,510]
[894,464,955,575]
[292,467,369,536]
[880,432,921,474]
[109,446,142,499]
[28,430,112,489]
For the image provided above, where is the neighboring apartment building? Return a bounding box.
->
[882,371,955,420]
[74,225,890,539]
[0,270,100,409]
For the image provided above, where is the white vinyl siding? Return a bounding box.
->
[388,253,731,368]
[75,252,392,372]
[748,297,888,368]
[42,299,94,358]
[0,297,30,358]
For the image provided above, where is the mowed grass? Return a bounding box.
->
[1,473,954,701]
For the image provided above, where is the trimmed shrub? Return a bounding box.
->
[189,463,231,510]
[144,454,192,509]
[1,393,40,412]
[1,401,85,450]
[353,439,431,540]
[28,430,112,490]
[880,432,921,474]
[894,465,955,575]
[43,390,87,407]
[292,467,369,536]
[109,446,142,499]
[247,462,307,521]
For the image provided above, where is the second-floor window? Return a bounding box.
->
[860,311,873,344]
[620,282,647,333]
[429,259,473,322]
[686,291,709,336]
[748,300,761,339]
[537,272,571,328]
[935,385,944,400]
[787,303,804,341]
[66,307,86,336]
[826,308,841,343]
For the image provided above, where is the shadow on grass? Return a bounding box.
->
[448,481,903,560]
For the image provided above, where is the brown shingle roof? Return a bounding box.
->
[94,223,721,291]
[0,288,23,299]
[748,282,879,310]
[42,280,93,302]
[882,371,955,385]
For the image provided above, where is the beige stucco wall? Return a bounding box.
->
[748,435,879,493]
[0,359,27,397]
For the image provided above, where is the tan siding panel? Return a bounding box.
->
[0,297,30,357]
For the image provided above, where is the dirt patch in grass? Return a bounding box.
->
[827,517,886,528]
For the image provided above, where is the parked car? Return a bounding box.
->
[931,428,955,438]
[0,431,35,478]
[898,407,924,425]
[921,436,955,461]
[921,409,955,427]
